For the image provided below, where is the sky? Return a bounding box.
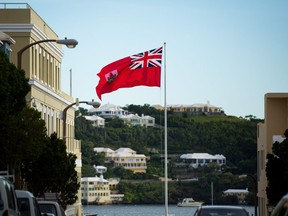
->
[5,0,288,119]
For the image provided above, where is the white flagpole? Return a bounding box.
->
[163,42,168,216]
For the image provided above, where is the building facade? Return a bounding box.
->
[86,103,155,128]
[81,176,124,205]
[180,153,226,168]
[81,176,111,205]
[223,189,249,204]
[0,3,81,215]
[257,93,288,216]
[154,102,224,116]
[94,147,147,173]
[89,103,128,118]
[84,115,105,128]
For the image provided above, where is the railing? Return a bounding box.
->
[0,3,31,9]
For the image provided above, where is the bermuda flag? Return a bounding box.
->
[96,47,162,100]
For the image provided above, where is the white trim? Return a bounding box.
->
[29,79,72,106]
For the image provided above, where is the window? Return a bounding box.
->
[4,179,17,210]
[17,198,31,216]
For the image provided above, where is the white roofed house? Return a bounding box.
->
[117,113,140,127]
[88,103,128,118]
[81,176,111,205]
[95,147,147,173]
[94,147,115,157]
[180,153,226,168]
[118,113,136,126]
[84,115,105,128]
[141,114,155,127]
[119,113,155,127]
[87,103,155,127]
[223,188,249,204]
[127,114,142,127]
[81,168,124,205]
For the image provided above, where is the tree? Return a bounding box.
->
[7,106,48,188]
[23,133,79,209]
[0,50,79,207]
[0,50,31,167]
[266,129,288,205]
[0,50,47,188]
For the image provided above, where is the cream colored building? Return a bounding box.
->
[257,93,288,216]
[81,176,111,205]
[154,102,224,115]
[0,3,81,216]
[84,115,105,128]
[81,176,124,205]
[94,147,147,173]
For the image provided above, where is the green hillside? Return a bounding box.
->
[76,105,259,175]
[75,105,261,204]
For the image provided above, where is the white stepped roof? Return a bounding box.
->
[84,115,104,121]
[88,103,125,113]
[180,153,225,160]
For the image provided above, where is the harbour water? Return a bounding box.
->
[83,205,254,216]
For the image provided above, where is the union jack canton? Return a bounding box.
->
[129,47,162,70]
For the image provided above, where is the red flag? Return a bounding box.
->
[96,47,162,100]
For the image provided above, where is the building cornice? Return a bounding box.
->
[0,24,64,59]
[29,79,73,106]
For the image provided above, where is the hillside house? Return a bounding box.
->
[180,153,226,168]
[223,188,249,204]
[85,103,155,128]
[94,147,147,173]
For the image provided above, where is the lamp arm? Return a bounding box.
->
[17,39,57,69]
[62,101,77,139]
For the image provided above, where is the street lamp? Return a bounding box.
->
[62,100,101,140]
[17,38,78,69]
[239,174,257,216]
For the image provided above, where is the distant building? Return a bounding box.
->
[81,176,110,204]
[94,147,147,173]
[153,102,224,116]
[119,113,155,127]
[223,188,249,204]
[88,103,128,118]
[81,176,124,205]
[84,115,105,128]
[180,153,226,168]
[85,103,155,128]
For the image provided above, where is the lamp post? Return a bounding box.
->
[62,100,101,140]
[17,38,78,69]
[239,174,257,216]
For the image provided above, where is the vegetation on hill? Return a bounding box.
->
[76,106,259,175]
[75,105,261,204]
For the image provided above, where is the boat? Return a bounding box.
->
[177,198,204,207]
[83,214,97,216]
